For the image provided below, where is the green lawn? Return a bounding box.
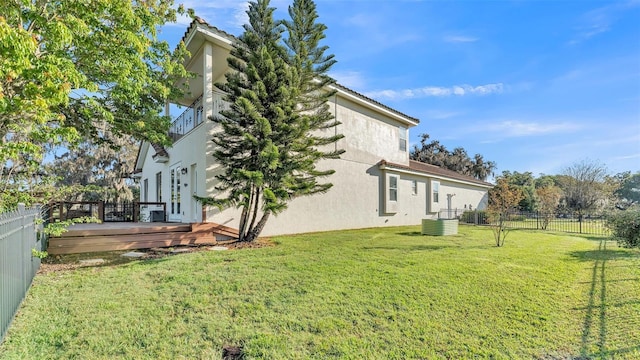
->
[1,225,639,359]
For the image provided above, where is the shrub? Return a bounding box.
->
[461,211,489,224]
[508,214,527,222]
[605,208,640,248]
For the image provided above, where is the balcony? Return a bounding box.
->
[169,95,203,142]
[168,93,229,143]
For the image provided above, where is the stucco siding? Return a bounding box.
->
[333,96,409,165]
[203,158,489,236]
[138,27,491,236]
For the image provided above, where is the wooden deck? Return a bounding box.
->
[47,222,239,255]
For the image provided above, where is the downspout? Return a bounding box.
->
[334,94,338,152]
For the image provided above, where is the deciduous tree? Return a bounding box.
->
[488,177,524,247]
[559,159,607,218]
[535,185,562,229]
[0,0,189,211]
[612,171,640,209]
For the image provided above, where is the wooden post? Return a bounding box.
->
[201,205,207,224]
[98,201,104,222]
[133,202,138,223]
[163,203,167,222]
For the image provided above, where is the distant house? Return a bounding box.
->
[133,18,491,236]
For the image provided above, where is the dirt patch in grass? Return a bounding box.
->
[38,238,274,274]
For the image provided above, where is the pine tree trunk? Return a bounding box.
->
[244,211,271,242]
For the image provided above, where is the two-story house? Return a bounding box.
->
[133,17,491,236]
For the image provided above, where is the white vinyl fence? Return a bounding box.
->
[0,204,44,343]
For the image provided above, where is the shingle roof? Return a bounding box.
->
[183,17,419,125]
[379,159,493,187]
[151,143,169,158]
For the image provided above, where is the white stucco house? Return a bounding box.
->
[133,18,492,236]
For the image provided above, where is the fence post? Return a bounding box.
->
[474,210,478,225]
[536,211,539,230]
[98,201,104,222]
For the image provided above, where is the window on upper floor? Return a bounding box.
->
[399,126,407,152]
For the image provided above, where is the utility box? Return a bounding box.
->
[150,210,165,222]
[422,219,458,236]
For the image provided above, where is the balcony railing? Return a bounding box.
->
[168,93,229,142]
[169,95,203,142]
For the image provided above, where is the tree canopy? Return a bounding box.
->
[202,0,343,242]
[0,0,190,211]
[410,133,496,181]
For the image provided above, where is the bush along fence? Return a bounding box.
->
[0,204,45,343]
[441,209,610,236]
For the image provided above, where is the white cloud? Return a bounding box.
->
[365,83,504,100]
[484,120,580,137]
[443,35,478,43]
[167,1,261,31]
[330,71,367,90]
[423,110,466,120]
[613,153,640,160]
[569,1,640,44]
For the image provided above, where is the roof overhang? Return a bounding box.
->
[331,85,419,127]
[179,17,421,127]
[379,161,493,189]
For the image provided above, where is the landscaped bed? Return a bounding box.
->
[1,225,638,359]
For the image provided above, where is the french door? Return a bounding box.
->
[169,163,182,222]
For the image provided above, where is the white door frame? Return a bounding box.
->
[169,163,182,222]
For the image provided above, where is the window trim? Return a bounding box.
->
[398,126,407,152]
[389,175,398,202]
[143,178,149,202]
[432,180,440,203]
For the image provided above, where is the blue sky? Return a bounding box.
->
[161,0,640,177]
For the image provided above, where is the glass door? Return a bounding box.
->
[169,163,182,222]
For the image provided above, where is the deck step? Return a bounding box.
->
[47,222,238,255]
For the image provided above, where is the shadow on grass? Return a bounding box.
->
[363,244,455,251]
[576,239,640,359]
[569,249,640,262]
[396,231,423,237]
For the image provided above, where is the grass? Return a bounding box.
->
[1,225,639,359]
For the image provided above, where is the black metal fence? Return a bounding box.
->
[440,209,610,236]
[48,202,167,223]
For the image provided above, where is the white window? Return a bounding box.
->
[411,180,418,195]
[432,180,440,203]
[398,126,407,152]
[389,175,398,202]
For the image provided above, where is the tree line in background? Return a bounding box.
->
[488,159,639,248]
[410,133,497,181]
[409,134,639,248]
[496,161,639,214]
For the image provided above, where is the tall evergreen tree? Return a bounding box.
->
[203,0,342,242]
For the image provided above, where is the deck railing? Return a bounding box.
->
[47,202,168,223]
[0,204,44,343]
